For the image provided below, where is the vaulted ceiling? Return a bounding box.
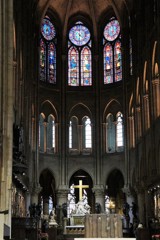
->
[35,0,133,30]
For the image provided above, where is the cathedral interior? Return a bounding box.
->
[0,0,160,239]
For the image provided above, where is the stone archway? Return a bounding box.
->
[106,169,125,214]
[39,169,56,216]
[69,169,94,213]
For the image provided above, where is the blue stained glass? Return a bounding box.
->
[104,43,113,84]
[48,43,56,83]
[114,40,122,82]
[41,18,55,40]
[40,39,46,81]
[40,17,57,84]
[103,19,122,84]
[68,22,92,86]
[69,25,90,46]
[104,20,120,41]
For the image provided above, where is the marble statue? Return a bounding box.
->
[72,190,90,215]
[49,208,58,226]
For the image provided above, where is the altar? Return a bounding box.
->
[64,213,123,238]
[85,213,123,238]
[64,181,123,238]
[70,214,85,225]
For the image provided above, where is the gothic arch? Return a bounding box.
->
[103,99,122,121]
[39,168,56,214]
[152,41,157,76]
[105,169,125,214]
[40,100,58,121]
[69,169,94,210]
[154,62,159,77]
[69,103,92,122]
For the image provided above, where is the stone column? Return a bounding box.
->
[128,116,135,148]
[43,121,47,152]
[30,185,42,205]
[25,191,30,216]
[43,196,49,217]
[93,186,105,213]
[0,0,13,234]
[152,78,160,118]
[94,54,102,186]
[56,189,68,226]
[0,214,4,239]
[145,189,154,226]
[143,94,150,130]
[61,54,67,186]
[137,187,145,225]
[122,185,135,224]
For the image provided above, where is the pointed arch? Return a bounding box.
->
[40,100,58,121]
[39,169,56,215]
[69,103,92,121]
[103,100,123,153]
[105,169,125,214]
[152,41,157,76]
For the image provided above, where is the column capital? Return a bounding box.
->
[56,185,69,205]
[92,185,105,196]
[122,184,133,196]
[30,183,42,195]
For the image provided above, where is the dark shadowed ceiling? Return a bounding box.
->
[35,0,133,31]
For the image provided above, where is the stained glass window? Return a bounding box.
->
[104,43,113,84]
[40,39,46,81]
[68,47,79,86]
[104,20,120,41]
[41,18,56,40]
[69,25,90,46]
[130,38,133,75]
[81,47,92,86]
[40,17,56,84]
[114,40,122,82]
[68,22,92,86]
[103,18,122,84]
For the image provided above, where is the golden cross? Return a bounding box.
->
[73,180,89,200]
